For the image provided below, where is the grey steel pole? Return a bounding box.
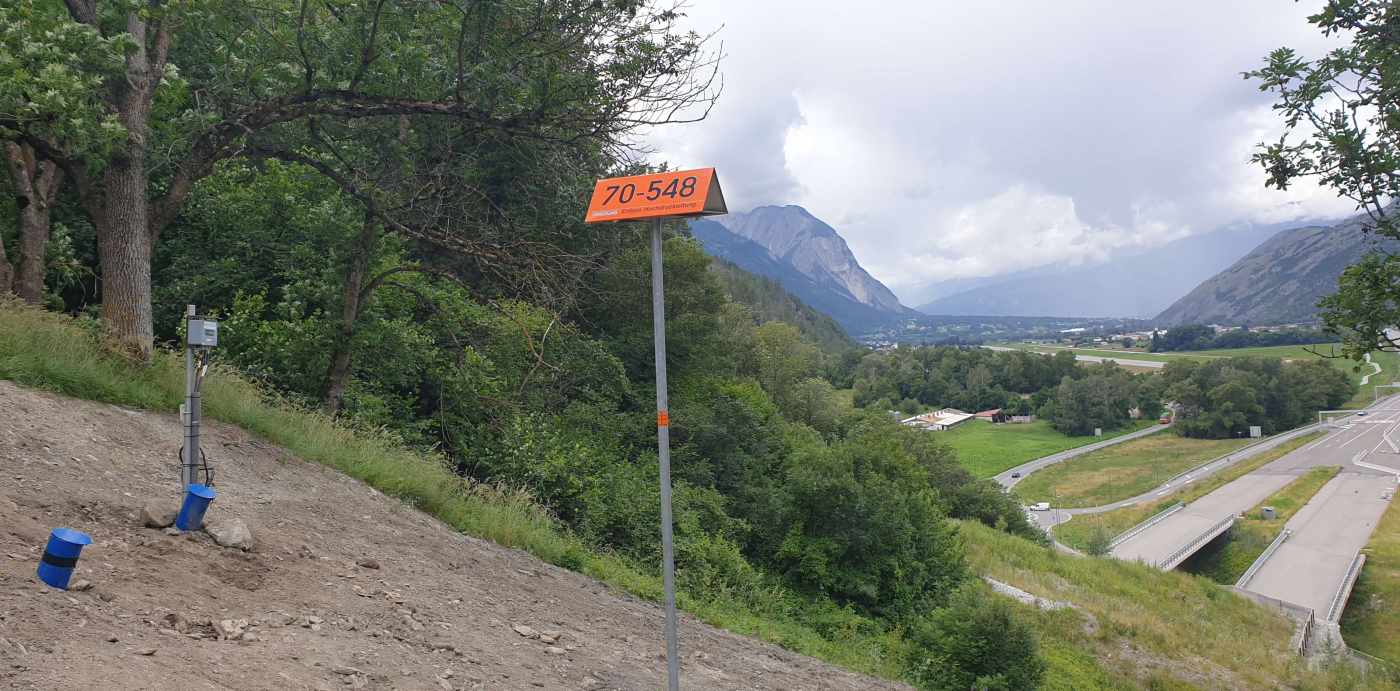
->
[650,218,680,691]
[182,304,200,488]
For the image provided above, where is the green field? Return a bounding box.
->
[959,519,1393,690]
[1053,432,1325,552]
[1013,433,1256,508]
[1342,484,1400,666]
[939,418,1156,478]
[1180,466,1340,584]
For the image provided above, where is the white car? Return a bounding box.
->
[1030,502,1051,511]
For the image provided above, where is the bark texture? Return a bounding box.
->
[323,217,380,414]
[3,143,62,303]
[91,8,167,359]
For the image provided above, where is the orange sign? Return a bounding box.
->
[584,168,728,223]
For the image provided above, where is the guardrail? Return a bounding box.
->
[1237,528,1293,588]
[1229,587,1316,656]
[1326,552,1367,623]
[1108,501,1184,549]
[1157,514,1235,569]
[1158,423,1323,489]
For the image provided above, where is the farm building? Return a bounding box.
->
[900,408,975,431]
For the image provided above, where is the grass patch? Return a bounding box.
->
[939,418,1156,478]
[959,519,1396,690]
[1014,433,1255,508]
[1053,432,1326,552]
[1180,466,1340,584]
[1342,478,1400,666]
[0,302,911,684]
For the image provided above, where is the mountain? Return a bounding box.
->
[1156,212,1400,326]
[689,206,911,332]
[916,221,1299,318]
[707,257,857,352]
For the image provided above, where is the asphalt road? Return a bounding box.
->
[1238,403,1400,618]
[1242,472,1397,617]
[1109,400,1400,570]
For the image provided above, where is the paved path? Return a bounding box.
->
[994,422,1172,489]
[1110,399,1400,571]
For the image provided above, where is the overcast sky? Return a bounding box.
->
[646,1,1357,306]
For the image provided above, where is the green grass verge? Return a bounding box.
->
[1053,432,1326,552]
[0,302,908,683]
[1014,434,1255,508]
[939,418,1156,478]
[1342,480,1400,666]
[959,519,1396,690]
[1180,466,1340,584]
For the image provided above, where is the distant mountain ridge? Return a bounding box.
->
[916,221,1303,318]
[1156,212,1400,326]
[690,205,911,332]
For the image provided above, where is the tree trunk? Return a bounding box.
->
[0,224,11,297]
[98,154,154,360]
[323,216,380,414]
[90,8,166,360]
[3,143,62,304]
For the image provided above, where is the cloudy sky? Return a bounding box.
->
[646,1,1357,306]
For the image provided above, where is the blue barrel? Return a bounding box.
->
[37,528,92,590]
[175,483,217,531]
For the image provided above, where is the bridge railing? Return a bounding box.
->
[1158,514,1235,569]
[1326,552,1367,623]
[1108,501,1184,549]
[1236,528,1292,589]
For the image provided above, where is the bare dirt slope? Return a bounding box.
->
[0,381,906,691]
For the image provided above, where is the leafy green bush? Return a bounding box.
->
[903,585,1046,691]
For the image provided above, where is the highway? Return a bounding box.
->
[1109,399,1400,571]
[1240,413,1400,619]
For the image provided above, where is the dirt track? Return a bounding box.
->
[0,380,907,690]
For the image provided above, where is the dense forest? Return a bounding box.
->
[1150,323,1335,352]
[851,346,1164,436]
[1162,358,1354,438]
[0,1,1046,688]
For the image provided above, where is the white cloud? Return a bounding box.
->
[647,1,1351,304]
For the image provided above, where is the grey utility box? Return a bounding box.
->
[1260,506,1277,520]
[187,318,219,347]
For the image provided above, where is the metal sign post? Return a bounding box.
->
[650,217,680,691]
[584,167,727,691]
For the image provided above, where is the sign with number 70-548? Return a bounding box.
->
[584,167,728,223]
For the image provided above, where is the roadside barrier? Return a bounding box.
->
[1326,552,1366,623]
[1158,514,1234,569]
[1108,501,1184,549]
[1236,528,1292,588]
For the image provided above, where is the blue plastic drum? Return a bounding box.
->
[175,483,217,531]
[37,528,92,590]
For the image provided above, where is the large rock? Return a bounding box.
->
[204,518,254,551]
[140,503,177,529]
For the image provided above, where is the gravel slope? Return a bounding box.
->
[0,380,907,691]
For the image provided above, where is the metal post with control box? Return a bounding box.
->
[181,304,218,489]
